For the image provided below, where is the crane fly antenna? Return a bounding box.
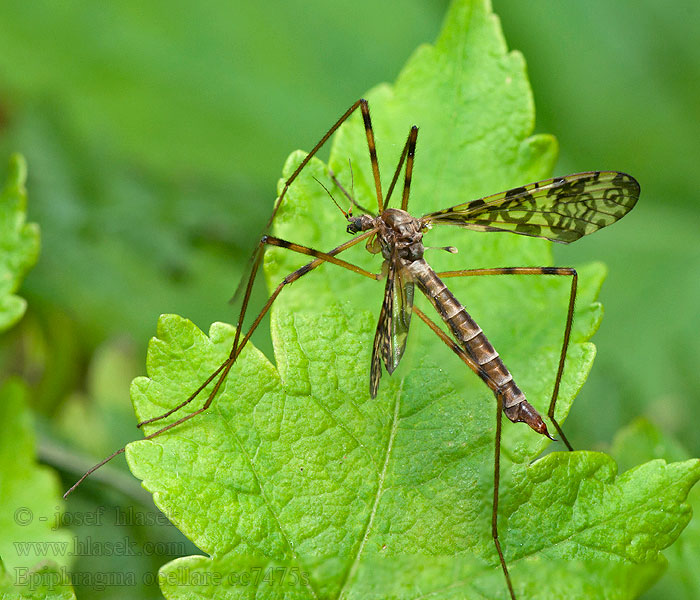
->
[328,164,373,215]
[313,176,349,219]
[347,158,364,213]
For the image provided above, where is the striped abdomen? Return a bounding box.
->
[404,259,547,432]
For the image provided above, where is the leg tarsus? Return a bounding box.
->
[546,269,577,452]
[493,393,517,600]
[136,230,378,429]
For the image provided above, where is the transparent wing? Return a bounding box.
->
[369,268,392,399]
[422,171,640,243]
[390,267,414,371]
[369,256,414,398]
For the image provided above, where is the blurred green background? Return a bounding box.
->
[0,1,698,598]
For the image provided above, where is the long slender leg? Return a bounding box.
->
[400,126,418,212]
[492,392,515,600]
[334,122,417,212]
[142,99,387,430]
[384,126,415,208]
[438,266,577,450]
[64,229,379,498]
[273,99,382,223]
[147,108,388,428]
[359,101,384,213]
[266,100,362,228]
[136,232,380,429]
[233,98,381,302]
[412,306,515,599]
[138,229,380,429]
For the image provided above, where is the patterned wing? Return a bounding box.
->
[369,256,414,398]
[422,171,640,243]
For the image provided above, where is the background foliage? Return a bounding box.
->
[0,1,698,599]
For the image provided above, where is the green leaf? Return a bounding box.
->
[128,315,699,599]
[0,154,39,333]
[610,419,700,600]
[0,379,75,595]
[126,0,700,598]
[0,155,73,598]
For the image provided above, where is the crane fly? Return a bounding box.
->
[65,99,639,600]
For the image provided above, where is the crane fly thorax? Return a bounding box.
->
[346,209,425,261]
[377,208,425,262]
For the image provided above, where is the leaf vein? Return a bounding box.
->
[336,379,403,598]
[215,402,320,600]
